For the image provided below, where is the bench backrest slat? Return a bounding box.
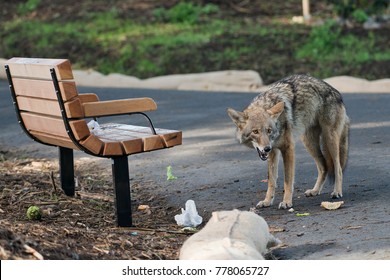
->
[12,78,78,101]
[7,57,73,80]
[16,96,84,118]
[20,112,90,140]
[32,131,79,150]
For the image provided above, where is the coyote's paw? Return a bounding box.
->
[305,189,320,197]
[256,200,272,208]
[278,201,293,209]
[331,191,343,199]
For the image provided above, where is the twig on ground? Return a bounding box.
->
[50,171,57,192]
[24,244,44,260]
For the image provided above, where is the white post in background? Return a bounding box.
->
[302,0,311,21]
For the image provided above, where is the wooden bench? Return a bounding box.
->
[5,57,182,227]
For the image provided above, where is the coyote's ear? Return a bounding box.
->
[267,102,284,119]
[227,108,246,127]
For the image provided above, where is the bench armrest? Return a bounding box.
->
[78,93,99,103]
[82,97,157,117]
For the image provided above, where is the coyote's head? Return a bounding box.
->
[227,102,284,161]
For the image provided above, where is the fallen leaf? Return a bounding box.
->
[181,227,198,233]
[269,226,285,233]
[166,166,177,180]
[137,205,151,215]
[138,205,150,211]
[296,212,310,217]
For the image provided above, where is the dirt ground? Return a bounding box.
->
[0,150,189,260]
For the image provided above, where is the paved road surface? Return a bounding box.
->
[1,80,389,259]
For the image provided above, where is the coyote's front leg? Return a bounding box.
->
[257,149,280,208]
[279,135,295,209]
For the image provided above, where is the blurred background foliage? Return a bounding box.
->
[1,0,389,84]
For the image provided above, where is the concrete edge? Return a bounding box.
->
[1,58,389,93]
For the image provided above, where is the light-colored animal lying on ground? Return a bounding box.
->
[179,209,279,260]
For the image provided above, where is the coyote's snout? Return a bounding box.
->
[256,147,270,161]
[227,74,350,209]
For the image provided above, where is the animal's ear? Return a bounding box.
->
[267,102,284,119]
[227,108,246,127]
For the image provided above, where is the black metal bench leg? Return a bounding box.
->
[59,147,75,196]
[112,156,133,227]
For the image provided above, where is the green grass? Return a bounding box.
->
[1,2,389,83]
[153,2,220,24]
[295,20,390,78]
[295,20,390,63]
[17,0,41,15]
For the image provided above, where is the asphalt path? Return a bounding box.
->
[1,79,389,259]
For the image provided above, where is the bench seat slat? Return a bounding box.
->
[96,123,179,136]
[79,134,144,156]
[102,142,124,156]
[79,134,104,155]
[69,120,91,140]
[91,123,182,152]
[121,138,144,155]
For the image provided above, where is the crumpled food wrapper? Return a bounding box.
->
[87,120,103,136]
[174,200,202,227]
[321,201,344,210]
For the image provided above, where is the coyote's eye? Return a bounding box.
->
[252,129,259,135]
[266,128,272,134]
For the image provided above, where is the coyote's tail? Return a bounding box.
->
[339,116,350,171]
[324,116,350,184]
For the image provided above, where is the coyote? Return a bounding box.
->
[227,74,350,209]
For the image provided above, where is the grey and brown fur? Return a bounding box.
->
[227,74,350,209]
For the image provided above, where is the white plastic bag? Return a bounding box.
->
[174,200,202,227]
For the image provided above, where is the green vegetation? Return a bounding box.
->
[1,1,389,84]
[296,20,390,77]
[351,9,369,23]
[153,2,220,24]
[17,0,41,15]
[296,20,390,63]
[326,0,388,19]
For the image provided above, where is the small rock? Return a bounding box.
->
[363,18,381,30]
